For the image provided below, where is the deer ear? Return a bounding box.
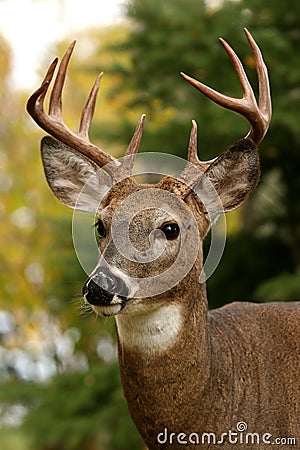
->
[196,139,260,216]
[41,136,111,212]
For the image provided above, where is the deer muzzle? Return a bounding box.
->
[82,268,128,315]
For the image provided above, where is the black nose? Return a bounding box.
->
[82,269,128,306]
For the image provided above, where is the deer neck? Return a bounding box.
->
[115,282,210,445]
[116,281,208,355]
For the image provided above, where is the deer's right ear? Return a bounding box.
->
[41,136,111,212]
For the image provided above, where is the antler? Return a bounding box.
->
[180,28,271,173]
[26,41,145,178]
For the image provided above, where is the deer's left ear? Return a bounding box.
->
[196,139,260,214]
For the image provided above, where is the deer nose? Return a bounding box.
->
[82,269,128,306]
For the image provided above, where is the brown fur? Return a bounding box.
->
[117,192,299,450]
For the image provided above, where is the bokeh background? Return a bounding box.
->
[0,0,299,449]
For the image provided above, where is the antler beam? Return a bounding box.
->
[181,28,272,147]
[27,42,146,177]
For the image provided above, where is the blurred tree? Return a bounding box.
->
[0,363,144,450]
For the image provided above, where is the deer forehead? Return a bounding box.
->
[98,183,195,229]
[99,204,179,229]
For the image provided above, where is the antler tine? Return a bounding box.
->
[244,28,272,120]
[27,43,117,171]
[181,29,271,145]
[218,37,257,105]
[79,72,103,139]
[49,41,76,118]
[187,120,198,165]
[187,120,217,170]
[125,114,146,157]
[115,114,146,180]
[179,120,217,187]
[26,58,58,120]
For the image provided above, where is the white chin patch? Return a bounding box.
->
[91,296,124,316]
[115,303,182,352]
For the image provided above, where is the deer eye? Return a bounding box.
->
[95,220,106,238]
[160,223,180,240]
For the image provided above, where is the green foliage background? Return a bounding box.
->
[0,1,299,449]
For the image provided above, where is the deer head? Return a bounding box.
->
[27,29,271,318]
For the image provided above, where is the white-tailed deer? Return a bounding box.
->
[27,29,299,449]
